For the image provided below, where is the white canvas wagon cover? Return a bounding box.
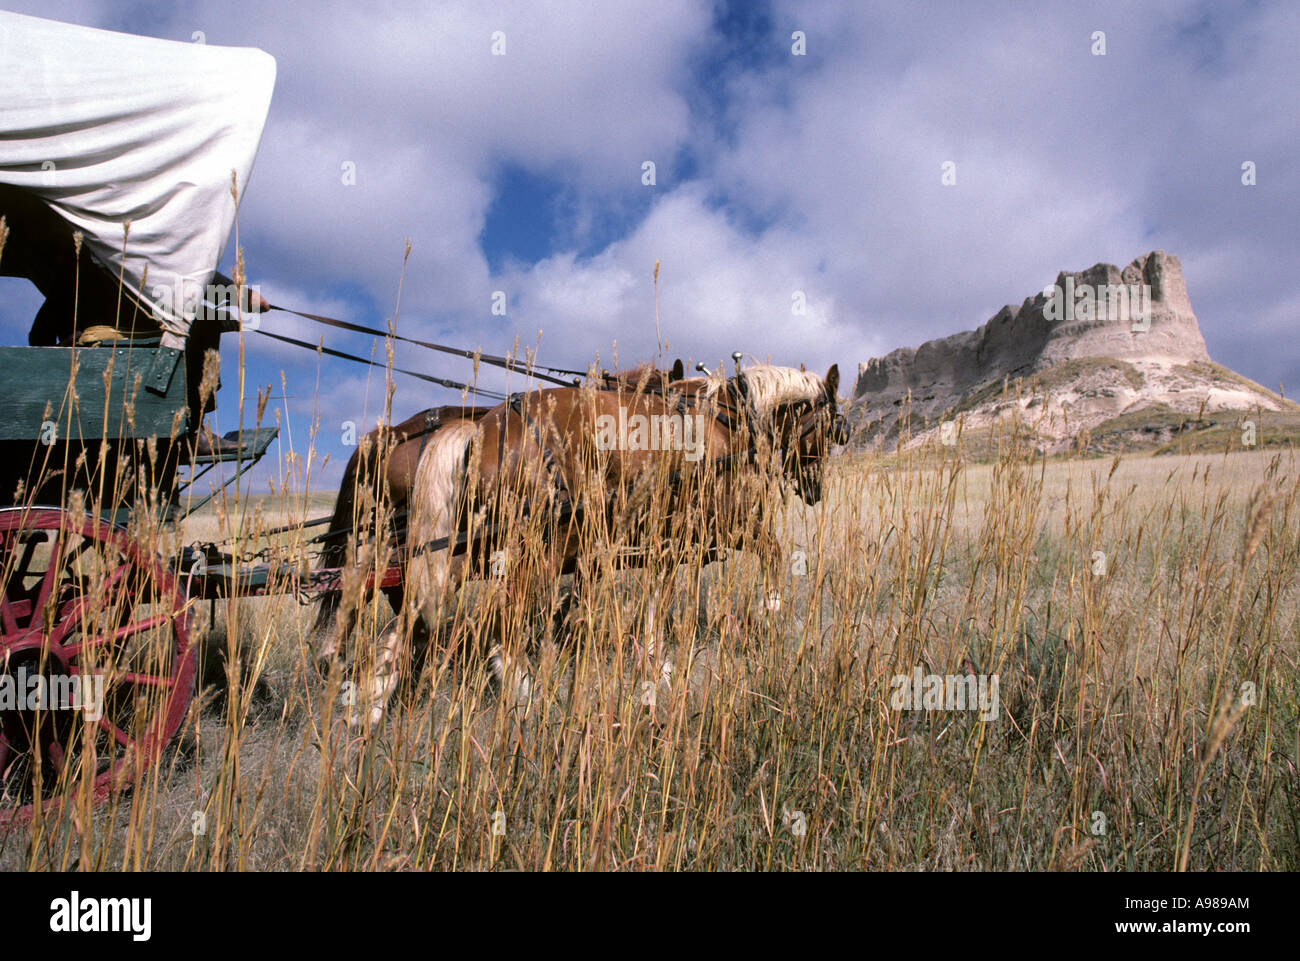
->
[0,11,275,344]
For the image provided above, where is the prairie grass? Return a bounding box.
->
[2,405,1295,871]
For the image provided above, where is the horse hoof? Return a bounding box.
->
[488,648,532,706]
[514,672,532,705]
[341,702,387,731]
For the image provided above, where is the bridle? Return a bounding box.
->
[796,391,843,444]
[779,390,845,497]
[665,372,841,476]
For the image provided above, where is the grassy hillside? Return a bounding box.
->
[1084,405,1300,456]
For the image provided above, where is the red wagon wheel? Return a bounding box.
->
[0,507,195,826]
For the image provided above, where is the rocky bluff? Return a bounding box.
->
[849,251,1294,454]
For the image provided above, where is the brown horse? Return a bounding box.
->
[314,359,707,723]
[370,362,846,713]
[312,361,684,621]
[312,360,687,651]
[597,358,684,393]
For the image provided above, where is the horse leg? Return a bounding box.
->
[316,602,354,669]
[486,529,571,706]
[353,613,406,729]
[485,578,532,704]
[640,581,675,701]
[757,521,785,613]
[722,496,784,613]
[550,558,588,646]
[315,537,379,674]
[485,642,531,705]
[334,560,410,730]
[323,576,413,727]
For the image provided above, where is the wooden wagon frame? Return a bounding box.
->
[0,13,295,825]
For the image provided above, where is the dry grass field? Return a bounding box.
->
[2,426,1297,871]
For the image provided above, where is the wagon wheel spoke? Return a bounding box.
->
[97,716,132,748]
[31,531,67,618]
[47,598,83,646]
[63,611,174,657]
[114,671,176,690]
[67,551,135,619]
[98,553,135,599]
[0,595,20,635]
[45,738,66,779]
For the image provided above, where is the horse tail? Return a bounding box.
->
[405,419,479,628]
[311,440,371,634]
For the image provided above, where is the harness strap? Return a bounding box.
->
[268,304,586,385]
[416,407,440,463]
[253,327,508,400]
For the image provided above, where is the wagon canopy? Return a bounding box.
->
[0,11,275,346]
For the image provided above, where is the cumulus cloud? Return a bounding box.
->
[498,184,855,374]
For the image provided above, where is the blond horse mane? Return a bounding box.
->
[693,364,827,418]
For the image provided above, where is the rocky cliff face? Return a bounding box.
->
[850,251,1294,454]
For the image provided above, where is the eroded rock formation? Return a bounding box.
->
[849,251,1293,454]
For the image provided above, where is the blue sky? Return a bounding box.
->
[1,0,1296,494]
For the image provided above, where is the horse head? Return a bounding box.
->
[732,363,844,505]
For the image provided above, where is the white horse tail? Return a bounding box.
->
[405,419,479,629]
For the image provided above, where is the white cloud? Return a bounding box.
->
[498,185,860,375]
[197,0,712,315]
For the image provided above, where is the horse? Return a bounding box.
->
[311,360,685,636]
[597,357,684,393]
[580,362,850,618]
[348,362,847,718]
[312,356,691,626]
[312,360,689,703]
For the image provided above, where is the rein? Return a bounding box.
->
[266,304,585,387]
[254,327,509,400]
